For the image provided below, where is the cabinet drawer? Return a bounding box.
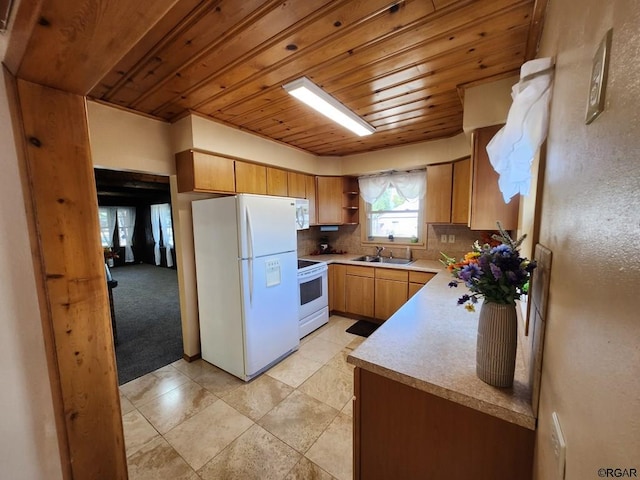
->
[408,271,436,285]
[375,268,408,281]
[346,265,375,277]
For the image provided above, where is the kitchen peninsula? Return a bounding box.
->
[344,269,535,480]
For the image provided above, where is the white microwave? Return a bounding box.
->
[295,198,309,230]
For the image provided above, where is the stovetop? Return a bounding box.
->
[298,259,321,269]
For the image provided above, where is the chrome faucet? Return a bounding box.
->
[375,246,385,257]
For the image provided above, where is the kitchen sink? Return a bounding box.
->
[352,255,413,265]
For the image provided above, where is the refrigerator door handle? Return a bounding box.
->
[245,205,254,305]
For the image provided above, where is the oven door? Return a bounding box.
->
[298,267,328,320]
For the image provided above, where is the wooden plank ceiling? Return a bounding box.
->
[87,0,541,156]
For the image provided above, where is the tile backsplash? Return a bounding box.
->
[297,224,499,261]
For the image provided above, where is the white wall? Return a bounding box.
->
[462,75,518,133]
[0,69,64,479]
[533,1,640,478]
[190,114,324,173]
[87,101,174,174]
[340,132,471,175]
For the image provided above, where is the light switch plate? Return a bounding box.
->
[551,412,566,479]
[448,234,456,243]
[440,234,447,243]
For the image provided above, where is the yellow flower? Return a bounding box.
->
[464,303,476,312]
[464,251,480,262]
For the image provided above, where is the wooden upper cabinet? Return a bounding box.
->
[288,172,306,198]
[236,161,267,194]
[266,167,288,196]
[175,150,235,193]
[306,174,317,225]
[426,158,470,224]
[470,125,520,230]
[316,176,343,224]
[451,158,471,224]
[425,163,453,223]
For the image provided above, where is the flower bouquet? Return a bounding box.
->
[441,223,536,387]
[441,224,536,312]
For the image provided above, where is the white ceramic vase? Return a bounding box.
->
[476,301,518,388]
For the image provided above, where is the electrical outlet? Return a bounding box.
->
[440,234,448,243]
[448,234,456,243]
[551,412,566,479]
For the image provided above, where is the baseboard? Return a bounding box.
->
[183,352,201,363]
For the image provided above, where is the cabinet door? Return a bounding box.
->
[175,150,235,193]
[330,264,347,313]
[408,282,423,298]
[375,278,408,320]
[425,163,453,223]
[266,167,288,196]
[346,274,374,318]
[470,125,520,230]
[316,176,343,224]
[236,162,267,194]
[451,157,471,224]
[288,172,306,198]
[305,175,317,225]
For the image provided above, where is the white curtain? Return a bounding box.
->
[158,203,174,268]
[358,170,426,204]
[487,57,555,202]
[150,204,161,266]
[117,207,136,263]
[100,207,117,247]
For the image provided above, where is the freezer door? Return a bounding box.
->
[240,251,299,377]
[237,194,297,259]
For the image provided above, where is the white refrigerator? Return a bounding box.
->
[192,194,300,381]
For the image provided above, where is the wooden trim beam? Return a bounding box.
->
[12,78,128,479]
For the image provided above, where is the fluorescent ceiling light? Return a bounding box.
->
[283,77,375,137]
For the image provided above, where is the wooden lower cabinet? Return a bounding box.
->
[353,368,534,480]
[329,264,346,313]
[345,266,374,318]
[408,271,436,299]
[374,269,408,321]
[328,264,436,320]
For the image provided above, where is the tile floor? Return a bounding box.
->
[120,315,365,480]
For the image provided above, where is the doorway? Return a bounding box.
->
[95,168,183,384]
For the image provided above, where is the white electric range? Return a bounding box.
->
[297,259,329,339]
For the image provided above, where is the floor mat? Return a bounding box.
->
[346,320,380,338]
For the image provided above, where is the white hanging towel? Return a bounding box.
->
[486,57,555,203]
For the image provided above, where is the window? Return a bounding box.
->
[97,206,136,262]
[359,171,426,244]
[98,207,117,247]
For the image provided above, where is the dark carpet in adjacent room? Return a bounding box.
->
[111,264,182,385]
[346,320,380,338]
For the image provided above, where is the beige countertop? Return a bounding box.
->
[300,253,443,273]
[345,271,535,430]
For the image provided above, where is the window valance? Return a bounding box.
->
[358,170,426,204]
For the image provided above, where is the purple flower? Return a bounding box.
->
[459,263,482,282]
[457,294,470,305]
[489,263,503,279]
[490,244,512,256]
